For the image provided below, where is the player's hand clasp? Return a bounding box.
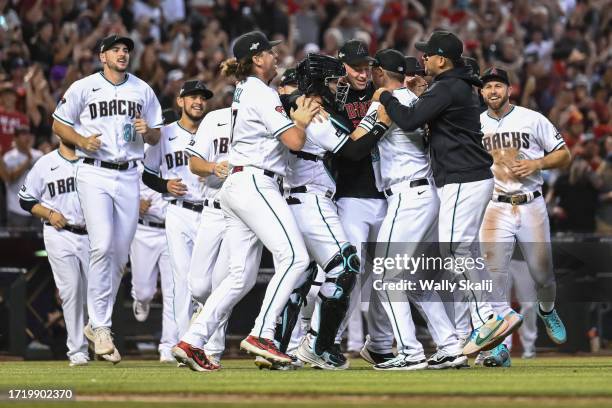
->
[214,161,229,179]
[80,134,102,152]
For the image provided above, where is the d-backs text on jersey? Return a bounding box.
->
[46,177,76,197]
[482,132,530,152]
[89,100,143,120]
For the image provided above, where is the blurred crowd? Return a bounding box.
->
[0,0,610,232]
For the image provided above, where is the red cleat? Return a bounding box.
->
[240,335,291,363]
[171,341,220,372]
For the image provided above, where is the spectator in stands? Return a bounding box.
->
[2,125,42,228]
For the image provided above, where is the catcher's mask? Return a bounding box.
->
[297,53,349,112]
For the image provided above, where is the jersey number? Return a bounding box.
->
[213,137,229,155]
[230,109,238,144]
[123,123,137,142]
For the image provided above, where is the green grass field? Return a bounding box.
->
[1,357,612,407]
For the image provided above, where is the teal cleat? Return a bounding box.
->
[483,344,511,367]
[537,308,567,344]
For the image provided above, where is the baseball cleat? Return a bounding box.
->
[85,325,115,356]
[172,341,220,372]
[159,349,175,363]
[254,355,303,370]
[463,315,509,355]
[474,351,488,366]
[296,335,349,370]
[537,308,567,344]
[132,300,150,322]
[373,354,428,371]
[427,350,469,369]
[100,348,121,365]
[521,347,536,359]
[482,311,524,351]
[360,335,395,365]
[483,344,511,367]
[240,335,292,364]
[68,352,89,367]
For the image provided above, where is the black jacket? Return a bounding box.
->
[380,66,493,187]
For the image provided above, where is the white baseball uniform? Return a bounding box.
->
[129,163,178,355]
[53,71,163,329]
[359,88,462,359]
[479,105,565,316]
[184,107,232,359]
[182,75,309,348]
[4,147,43,223]
[143,120,204,338]
[18,149,89,358]
[284,112,355,347]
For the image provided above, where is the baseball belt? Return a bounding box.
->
[170,199,203,213]
[384,178,429,197]
[138,219,166,229]
[44,222,88,235]
[203,199,222,210]
[494,191,542,205]
[83,158,136,171]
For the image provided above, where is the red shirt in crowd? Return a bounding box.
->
[0,108,29,155]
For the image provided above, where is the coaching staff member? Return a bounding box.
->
[373,31,515,354]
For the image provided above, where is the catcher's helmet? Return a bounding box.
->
[296,53,349,112]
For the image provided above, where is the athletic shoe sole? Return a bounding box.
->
[482,313,524,351]
[171,346,218,372]
[463,319,509,355]
[373,361,428,371]
[240,339,291,364]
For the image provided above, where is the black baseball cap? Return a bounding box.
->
[463,57,480,76]
[233,31,281,60]
[415,31,463,61]
[480,67,510,86]
[99,34,134,53]
[338,39,375,66]
[179,80,214,99]
[279,68,298,86]
[404,56,425,76]
[373,49,406,75]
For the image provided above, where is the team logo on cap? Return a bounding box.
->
[398,66,404,72]
[438,48,444,54]
[338,52,345,58]
[491,68,498,75]
[250,42,260,51]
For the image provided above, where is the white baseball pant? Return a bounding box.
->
[376,181,462,359]
[43,225,90,358]
[129,223,178,353]
[165,202,201,338]
[76,163,139,329]
[182,168,309,346]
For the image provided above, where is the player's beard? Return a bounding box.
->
[184,108,205,123]
[487,92,509,112]
[107,59,128,73]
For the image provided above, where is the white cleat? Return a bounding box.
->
[373,354,428,371]
[132,300,150,322]
[100,348,121,365]
[84,323,118,361]
[296,334,349,370]
[160,349,175,363]
[427,350,468,369]
[69,352,89,367]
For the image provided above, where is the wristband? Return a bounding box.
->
[371,122,389,138]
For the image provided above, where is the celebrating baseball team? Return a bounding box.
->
[17,27,571,372]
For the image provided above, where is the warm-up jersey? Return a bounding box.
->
[358,87,432,191]
[480,105,565,195]
[285,113,350,194]
[229,76,295,176]
[186,107,232,201]
[18,150,85,226]
[52,72,163,162]
[143,121,204,203]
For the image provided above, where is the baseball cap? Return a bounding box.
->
[404,56,425,76]
[99,34,134,53]
[179,80,214,99]
[279,68,298,86]
[415,31,463,61]
[480,67,510,86]
[373,49,406,75]
[14,125,31,135]
[338,39,375,66]
[232,31,281,60]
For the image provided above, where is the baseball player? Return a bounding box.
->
[18,141,89,366]
[184,106,232,365]
[274,53,390,370]
[355,49,466,370]
[173,31,318,371]
[478,67,569,366]
[374,32,515,355]
[333,39,393,360]
[142,80,212,339]
[129,162,178,363]
[52,34,163,357]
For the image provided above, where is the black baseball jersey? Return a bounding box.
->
[332,82,385,199]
